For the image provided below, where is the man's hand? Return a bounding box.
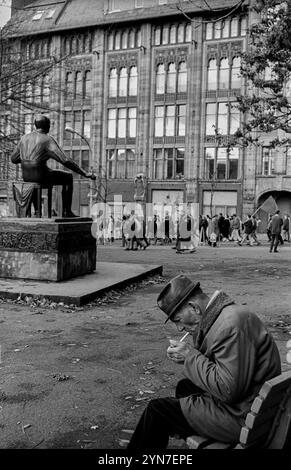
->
[167,339,192,364]
[85,172,96,180]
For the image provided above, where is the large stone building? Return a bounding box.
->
[1,0,291,228]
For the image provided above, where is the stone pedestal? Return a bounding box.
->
[0,218,96,282]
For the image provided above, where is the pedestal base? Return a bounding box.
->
[0,218,96,281]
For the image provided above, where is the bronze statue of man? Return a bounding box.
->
[11,115,95,218]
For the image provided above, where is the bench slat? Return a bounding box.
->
[245,404,279,428]
[186,435,213,449]
[240,423,270,445]
[251,384,291,413]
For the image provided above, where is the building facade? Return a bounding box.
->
[1,0,291,228]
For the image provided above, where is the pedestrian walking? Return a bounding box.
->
[282,215,290,242]
[230,214,241,242]
[237,215,253,246]
[250,216,261,246]
[269,210,283,253]
[208,215,219,247]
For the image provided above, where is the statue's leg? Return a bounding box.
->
[45,170,76,217]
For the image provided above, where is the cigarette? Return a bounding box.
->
[180,332,190,342]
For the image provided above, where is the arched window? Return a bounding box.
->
[185,23,191,42]
[177,24,184,43]
[119,67,128,97]
[65,37,70,55]
[136,30,141,47]
[207,58,217,90]
[162,26,168,45]
[230,18,239,37]
[128,30,135,48]
[214,21,222,39]
[115,31,121,50]
[129,66,138,96]
[121,31,127,49]
[84,70,92,98]
[71,37,77,54]
[170,25,176,44]
[85,34,92,53]
[26,82,33,102]
[154,26,161,45]
[177,62,187,93]
[231,57,241,89]
[42,76,50,102]
[75,71,82,99]
[108,33,114,50]
[34,80,41,103]
[166,63,176,94]
[206,23,213,40]
[156,63,165,95]
[240,17,247,36]
[219,58,230,90]
[109,68,117,97]
[222,19,230,38]
[65,72,73,99]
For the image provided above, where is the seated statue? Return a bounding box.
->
[11,114,96,218]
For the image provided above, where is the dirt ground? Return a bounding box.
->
[0,242,291,449]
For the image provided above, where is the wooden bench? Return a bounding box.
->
[186,369,291,449]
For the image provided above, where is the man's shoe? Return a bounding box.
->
[274,249,279,253]
[62,211,79,218]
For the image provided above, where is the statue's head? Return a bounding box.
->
[34,115,50,134]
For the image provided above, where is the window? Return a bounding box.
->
[107,149,115,178]
[42,77,50,102]
[108,109,117,138]
[229,104,240,134]
[170,25,176,44]
[206,103,216,135]
[177,62,187,93]
[126,149,136,178]
[83,111,91,138]
[117,149,126,177]
[115,31,121,50]
[166,63,176,93]
[162,27,168,45]
[26,83,33,102]
[73,111,82,134]
[231,57,241,89]
[153,149,163,179]
[32,11,44,21]
[128,108,137,138]
[84,71,92,98]
[207,59,217,91]
[177,24,184,43]
[108,33,114,50]
[156,64,165,95]
[205,147,240,180]
[206,102,240,136]
[154,27,161,45]
[231,18,239,37]
[65,112,72,139]
[121,31,127,49]
[24,114,33,134]
[217,102,228,134]
[219,58,230,90]
[241,17,247,36]
[222,20,230,38]
[119,68,128,97]
[34,81,41,103]
[109,68,118,97]
[108,0,120,13]
[185,23,191,42]
[165,106,175,136]
[177,105,186,136]
[153,148,184,179]
[206,23,213,40]
[128,30,135,48]
[129,66,138,96]
[214,21,222,39]
[75,71,82,99]
[118,108,126,138]
[262,148,274,176]
[155,106,164,137]
[135,0,143,8]
[81,150,90,172]
[136,30,141,47]
[65,72,73,99]
[45,9,55,19]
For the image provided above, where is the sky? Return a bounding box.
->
[0,0,12,28]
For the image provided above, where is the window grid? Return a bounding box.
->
[153,147,185,179]
[207,56,241,91]
[154,105,187,137]
[109,67,138,98]
[156,61,188,96]
[107,107,137,139]
[205,16,247,40]
[153,22,191,45]
[205,102,240,137]
[107,29,141,50]
[106,148,137,179]
[205,147,239,180]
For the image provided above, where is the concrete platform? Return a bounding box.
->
[0,262,163,307]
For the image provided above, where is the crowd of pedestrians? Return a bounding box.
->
[92,205,290,254]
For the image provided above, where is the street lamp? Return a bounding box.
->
[65,126,95,211]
